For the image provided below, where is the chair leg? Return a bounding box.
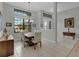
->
[34,45,36,50]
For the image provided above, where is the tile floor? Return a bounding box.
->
[68,40,79,57]
[10,37,79,57]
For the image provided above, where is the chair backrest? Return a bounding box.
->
[34,32,41,42]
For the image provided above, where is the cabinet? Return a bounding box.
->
[0,40,14,57]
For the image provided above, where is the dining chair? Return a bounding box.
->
[21,30,29,47]
[32,32,42,49]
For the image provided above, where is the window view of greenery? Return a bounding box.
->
[14,10,28,33]
[14,18,24,33]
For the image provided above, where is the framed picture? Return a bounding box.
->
[64,17,74,28]
[6,22,12,27]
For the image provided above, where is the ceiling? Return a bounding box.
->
[6,2,79,12]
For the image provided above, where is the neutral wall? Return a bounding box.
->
[57,7,79,41]
[0,3,3,12]
[2,3,14,35]
[0,3,42,41]
[0,2,56,42]
[34,11,56,42]
[41,16,56,42]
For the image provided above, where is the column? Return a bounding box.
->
[53,2,57,42]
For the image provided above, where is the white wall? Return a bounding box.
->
[57,7,79,41]
[35,11,56,42]
[0,3,3,12]
[0,3,40,41]
[0,3,56,42]
[41,17,56,42]
[2,3,14,34]
[2,2,79,42]
[2,2,79,43]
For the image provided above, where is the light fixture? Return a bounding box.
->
[25,2,34,23]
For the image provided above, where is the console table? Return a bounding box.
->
[63,32,75,40]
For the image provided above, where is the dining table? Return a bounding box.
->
[24,32,36,46]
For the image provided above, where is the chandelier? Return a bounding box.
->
[25,2,33,23]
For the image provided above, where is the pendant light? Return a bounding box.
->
[25,2,33,23]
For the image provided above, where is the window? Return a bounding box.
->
[14,18,24,33]
[14,9,31,33]
[14,9,32,33]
